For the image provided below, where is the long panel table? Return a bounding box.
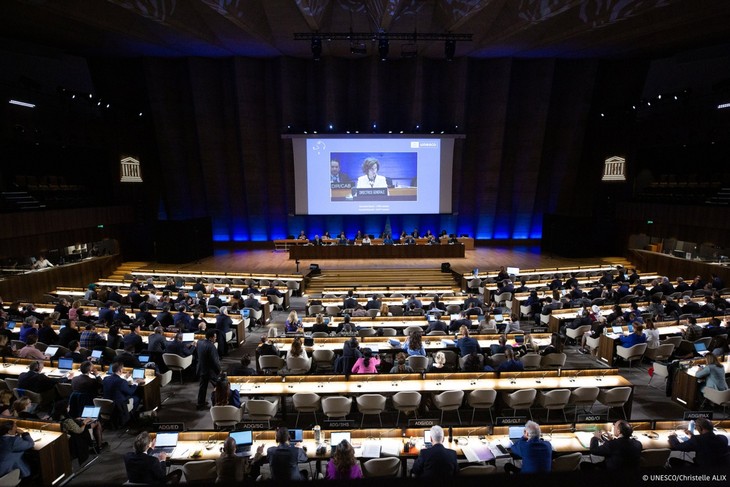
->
[289,244,465,260]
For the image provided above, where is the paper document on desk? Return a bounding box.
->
[461,444,495,462]
[361,442,381,458]
[488,443,510,459]
[575,432,594,449]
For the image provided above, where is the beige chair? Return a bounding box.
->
[569,386,600,421]
[182,459,216,483]
[519,304,532,319]
[597,386,632,419]
[162,353,193,384]
[248,307,263,327]
[407,355,429,373]
[566,325,591,344]
[0,469,20,487]
[358,328,377,337]
[502,388,537,419]
[538,388,571,422]
[356,394,387,427]
[381,328,397,336]
[246,399,279,427]
[521,353,542,370]
[159,370,173,388]
[467,389,497,424]
[703,387,730,415]
[322,396,352,420]
[258,355,285,375]
[12,388,42,405]
[392,391,421,425]
[311,332,329,338]
[639,448,671,469]
[268,294,284,311]
[312,349,335,372]
[403,326,423,336]
[366,309,379,318]
[645,343,675,362]
[540,352,566,368]
[433,390,464,425]
[325,305,341,316]
[616,343,647,368]
[283,356,312,375]
[459,465,496,476]
[210,405,243,430]
[552,452,583,472]
[661,336,682,349]
[389,305,404,316]
[93,398,117,424]
[286,280,300,297]
[293,393,321,427]
[362,457,401,478]
[585,335,601,356]
[489,353,507,368]
[308,304,324,316]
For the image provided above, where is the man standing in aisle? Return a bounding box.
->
[196,329,220,410]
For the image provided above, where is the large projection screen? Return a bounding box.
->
[287,134,460,215]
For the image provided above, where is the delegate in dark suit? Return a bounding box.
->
[411,443,458,478]
[589,436,642,469]
[196,331,221,408]
[124,451,168,484]
[0,425,35,478]
[102,369,139,425]
[668,420,730,468]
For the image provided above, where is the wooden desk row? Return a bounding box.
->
[275,237,475,251]
[672,360,730,410]
[289,244,466,260]
[2,419,71,486]
[472,264,627,282]
[319,287,461,297]
[0,358,161,410]
[124,269,303,284]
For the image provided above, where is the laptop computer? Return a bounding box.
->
[81,406,101,420]
[90,349,103,360]
[181,332,195,342]
[611,326,623,335]
[426,314,435,323]
[450,313,460,321]
[514,334,525,345]
[627,324,634,333]
[323,317,330,325]
[58,357,74,372]
[423,430,432,447]
[137,354,150,364]
[303,337,314,347]
[508,426,524,445]
[330,431,351,452]
[132,368,146,380]
[494,314,504,323]
[229,430,253,456]
[152,432,178,455]
[288,429,303,442]
[6,321,15,330]
[694,342,710,356]
[45,346,59,358]
[241,309,250,319]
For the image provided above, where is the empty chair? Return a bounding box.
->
[322,396,352,420]
[246,399,279,427]
[259,355,286,375]
[182,460,217,483]
[162,353,193,384]
[362,457,401,478]
[389,305,404,316]
[93,398,117,426]
[459,465,497,476]
[521,353,542,370]
[569,386,600,421]
[640,448,671,469]
[597,386,632,419]
[356,394,387,427]
[247,307,263,327]
[616,343,647,368]
[311,332,329,338]
[661,336,682,349]
[308,304,324,316]
[210,405,243,430]
[286,280,300,297]
[502,388,537,419]
[467,389,497,424]
[427,330,446,336]
[283,356,312,375]
[645,343,675,362]
[702,387,730,416]
[312,349,335,372]
[432,390,464,425]
[358,328,377,337]
[292,392,321,427]
[446,304,462,315]
[392,391,421,425]
[538,389,571,422]
[403,325,423,336]
[519,304,532,319]
[585,335,601,356]
[406,355,429,373]
[380,328,397,336]
[540,352,566,368]
[366,309,379,318]
[551,452,583,472]
[325,305,341,316]
[159,370,173,388]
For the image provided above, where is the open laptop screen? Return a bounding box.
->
[330,431,351,446]
[229,430,253,446]
[58,357,74,371]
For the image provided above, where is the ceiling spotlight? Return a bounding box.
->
[311,37,322,61]
[378,38,389,61]
[444,40,456,61]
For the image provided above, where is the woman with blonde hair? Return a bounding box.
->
[378,302,391,317]
[428,351,454,372]
[285,311,301,333]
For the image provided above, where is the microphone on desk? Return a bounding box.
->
[569,370,581,383]
[510,372,522,385]
[535,371,549,384]
[596,369,611,382]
